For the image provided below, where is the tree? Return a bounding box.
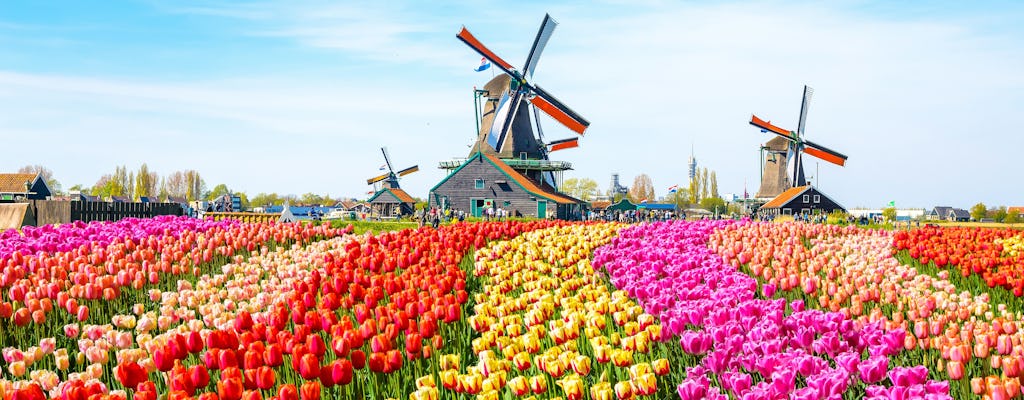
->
[700,197,727,215]
[992,206,1008,223]
[700,169,710,201]
[667,189,691,209]
[183,170,206,202]
[882,207,897,222]
[163,172,187,199]
[1007,209,1022,224]
[250,192,282,207]
[207,184,231,201]
[300,192,328,205]
[561,178,599,201]
[628,174,655,204]
[18,164,62,195]
[134,164,158,200]
[710,171,719,199]
[688,175,699,204]
[970,202,988,221]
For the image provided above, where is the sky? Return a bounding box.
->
[1,0,1022,209]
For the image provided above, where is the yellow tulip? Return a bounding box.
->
[508,376,530,396]
[529,375,547,394]
[440,354,460,371]
[614,381,634,400]
[475,390,499,400]
[590,382,613,400]
[632,372,657,396]
[7,361,26,378]
[570,355,591,376]
[410,387,438,400]
[557,374,584,400]
[416,375,436,389]
[652,358,670,376]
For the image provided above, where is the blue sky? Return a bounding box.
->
[1,0,1022,209]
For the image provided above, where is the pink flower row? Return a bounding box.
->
[592,220,950,400]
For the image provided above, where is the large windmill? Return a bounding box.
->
[366,147,418,190]
[750,85,848,198]
[455,14,589,188]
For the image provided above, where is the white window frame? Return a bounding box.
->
[813,195,821,203]
[802,194,810,202]
[475,179,485,189]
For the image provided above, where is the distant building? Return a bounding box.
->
[0,173,52,202]
[367,188,416,218]
[927,206,971,222]
[759,185,845,217]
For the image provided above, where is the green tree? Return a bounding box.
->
[628,174,655,204]
[562,178,599,201]
[992,206,1008,223]
[667,189,691,209]
[1007,209,1022,224]
[300,192,327,205]
[134,164,158,200]
[970,202,988,221]
[250,192,281,207]
[700,196,727,215]
[207,184,231,201]
[882,207,897,222]
[183,170,206,202]
[700,168,710,200]
[710,171,719,199]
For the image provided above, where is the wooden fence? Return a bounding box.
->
[204,212,282,224]
[28,200,184,225]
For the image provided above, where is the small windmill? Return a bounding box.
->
[457,14,589,164]
[366,147,418,190]
[750,85,847,196]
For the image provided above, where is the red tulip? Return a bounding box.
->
[76,305,89,322]
[190,364,211,389]
[218,378,243,400]
[351,350,366,370]
[116,361,148,390]
[331,337,349,358]
[368,352,386,373]
[297,353,321,380]
[241,390,262,400]
[306,334,326,358]
[186,331,204,354]
[255,366,275,390]
[278,384,298,400]
[386,349,403,372]
[204,348,221,370]
[169,369,196,396]
[405,333,422,355]
[12,307,30,326]
[219,348,238,370]
[243,349,263,370]
[318,362,335,388]
[153,348,175,372]
[331,359,354,386]
[197,392,219,400]
[299,381,321,400]
[12,383,47,400]
[263,343,283,367]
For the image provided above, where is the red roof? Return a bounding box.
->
[388,188,415,203]
[483,154,579,205]
[0,173,38,193]
[760,185,811,209]
[1009,207,1024,214]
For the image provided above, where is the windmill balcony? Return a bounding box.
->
[438,158,573,171]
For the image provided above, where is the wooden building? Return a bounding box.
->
[367,187,416,218]
[429,153,584,219]
[758,185,845,217]
[0,173,52,202]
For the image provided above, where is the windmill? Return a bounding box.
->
[750,85,848,197]
[457,13,589,186]
[366,147,418,190]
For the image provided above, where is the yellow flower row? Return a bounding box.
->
[417,224,670,400]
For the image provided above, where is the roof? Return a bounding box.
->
[483,154,580,205]
[760,186,811,209]
[608,199,637,211]
[1008,207,1024,214]
[590,200,612,210]
[930,206,953,216]
[368,188,415,204]
[0,173,39,193]
[950,208,970,218]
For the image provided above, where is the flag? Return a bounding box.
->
[366,190,375,195]
[640,198,648,204]
[887,200,895,207]
[474,57,491,72]
[379,164,387,171]
[668,184,678,193]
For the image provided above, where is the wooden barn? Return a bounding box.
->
[429,153,583,219]
[367,187,416,218]
[758,185,845,218]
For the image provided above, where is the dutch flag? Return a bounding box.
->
[474,57,491,72]
[668,184,679,193]
[379,164,387,171]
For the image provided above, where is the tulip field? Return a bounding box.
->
[2,217,1024,399]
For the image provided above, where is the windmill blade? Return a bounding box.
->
[522,14,558,78]
[796,85,814,137]
[802,139,848,166]
[488,90,525,151]
[367,173,389,185]
[749,115,796,141]
[457,27,516,76]
[547,137,579,152]
[528,84,589,135]
[397,165,419,177]
[381,147,394,173]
